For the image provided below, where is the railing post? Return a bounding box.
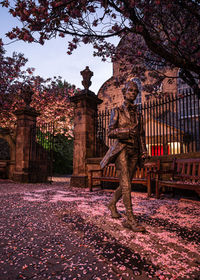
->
[70,67,102,188]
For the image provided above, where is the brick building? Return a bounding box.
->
[97,60,178,111]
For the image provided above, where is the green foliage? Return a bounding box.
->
[53,134,73,175]
[36,130,74,175]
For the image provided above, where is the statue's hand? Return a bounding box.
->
[141,152,149,161]
[129,128,137,138]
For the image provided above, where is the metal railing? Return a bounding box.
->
[95,90,200,157]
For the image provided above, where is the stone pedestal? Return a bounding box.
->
[70,90,102,188]
[13,108,39,183]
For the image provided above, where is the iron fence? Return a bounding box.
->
[95,90,200,157]
[29,122,54,182]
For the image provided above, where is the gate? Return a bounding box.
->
[29,123,54,182]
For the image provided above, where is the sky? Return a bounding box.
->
[0,6,119,93]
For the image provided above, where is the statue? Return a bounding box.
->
[100,80,147,232]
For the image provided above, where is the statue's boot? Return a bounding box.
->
[123,211,145,232]
[122,183,145,232]
[123,219,146,232]
[108,202,121,218]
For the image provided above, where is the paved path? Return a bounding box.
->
[0,181,120,280]
[0,180,199,280]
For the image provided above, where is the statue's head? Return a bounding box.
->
[122,80,139,103]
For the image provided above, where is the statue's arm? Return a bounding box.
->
[139,115,147,155]
[108,108,130,140]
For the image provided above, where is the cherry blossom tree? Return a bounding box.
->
[0,42,77,136]
[0,39,35,128]
[1,0,199,97]
[32,78,76,137]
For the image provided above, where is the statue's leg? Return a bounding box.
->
[107,156,123,218]
[118,149,145,232]
[118,149,135,221]
[108,185,122,218]
[129,157,138,181]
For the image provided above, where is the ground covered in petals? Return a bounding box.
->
[0,178,199,280]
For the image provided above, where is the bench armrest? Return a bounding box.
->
[88,169,103,192]
[89,169,103,176]
[155,170,174,174]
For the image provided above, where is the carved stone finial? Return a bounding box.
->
[80,66,93,90]
[21,85,34,108]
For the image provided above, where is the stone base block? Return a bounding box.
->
[70,175,88,188]
[12,171,29,183]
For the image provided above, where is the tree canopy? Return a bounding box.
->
[1,0,200,97]
[0,42,77,136]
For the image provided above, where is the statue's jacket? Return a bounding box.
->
[100,103,147,169]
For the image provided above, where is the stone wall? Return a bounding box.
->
[0,128,16,179]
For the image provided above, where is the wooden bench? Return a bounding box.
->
[88,161,160,197]
[156,158,200,198]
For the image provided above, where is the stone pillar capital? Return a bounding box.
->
[70,90,102,107]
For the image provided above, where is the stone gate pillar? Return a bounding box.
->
[70,67,102,188]
[13,87,39,183]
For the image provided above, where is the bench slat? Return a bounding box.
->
[156,158,200,198]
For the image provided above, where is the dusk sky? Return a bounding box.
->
[0,6,119,93]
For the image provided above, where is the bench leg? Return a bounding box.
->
[100,181,104,190]
[88,174,93,192]
[147,175,151,197]
[156,180,160,199]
